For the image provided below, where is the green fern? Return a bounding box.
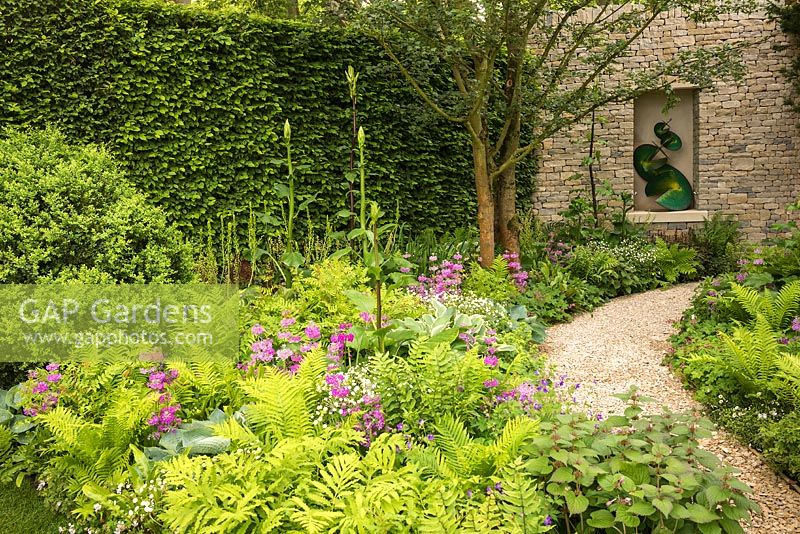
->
[497,457,549,533]
[729,281,800,330]
[38,389,154,499]
[692,314,799,405]
[655,238,699,283]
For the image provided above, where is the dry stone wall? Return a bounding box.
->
[533,7,800,240]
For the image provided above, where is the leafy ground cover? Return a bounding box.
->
[0,248,763,533]
[668,201,800,481]
[0,130,771,533]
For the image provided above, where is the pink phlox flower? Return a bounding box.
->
[251,324,266,335]
[304,323,321,340]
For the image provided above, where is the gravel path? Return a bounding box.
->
[542,283,800,533]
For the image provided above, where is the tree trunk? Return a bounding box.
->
[495,165,520,254]
[471,133,494,268]
[494,42,524,255]
[286,0,299,18]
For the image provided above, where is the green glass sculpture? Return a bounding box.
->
[633,122,693,211]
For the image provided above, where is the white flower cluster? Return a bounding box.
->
[590,239,659,277]
[436,292,510,328]
[313,365,379,427]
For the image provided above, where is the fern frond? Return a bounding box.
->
[492,416,539,467]
[433,414,471,476]
[730,284,770,323]
[773,281,800,329]
[240,373,312,442]
[39,406,86,449]
[721,314,781,394]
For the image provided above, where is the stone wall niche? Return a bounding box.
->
[633,89,697,212]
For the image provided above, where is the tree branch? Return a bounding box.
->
[379,39,465,124]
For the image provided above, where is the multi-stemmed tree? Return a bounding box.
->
[361,0,753,265]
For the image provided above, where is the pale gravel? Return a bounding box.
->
[541,283,800,533]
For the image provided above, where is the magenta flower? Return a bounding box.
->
[45,363,60,372]
[251,324,266,336]
[305,323,321,339]
[277,348,293,361]
[359,311,374,324]
[279,316,296,329]
[753,258,764,265]
[736,272,748,283]
[483,378,499,388]
[331,386,350,398]
[32,382,49,394]
[483,355,498,367]
[46,373,62,383]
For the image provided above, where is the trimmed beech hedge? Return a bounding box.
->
[0,0,533,240]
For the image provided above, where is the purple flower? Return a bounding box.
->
[483,355,499,367]
[399,267,411,273]
[279,316,296,329]
[483,378,499,389]
[736,272,748,283]
[792,317,800,332]
[325,373,345,386]
[753,258,764,265]
[304,323,321,340]
[426,434,435,441]
[46,373,62,383]
[396,422,404,431]
[32,382,49,394]
[251,324,266,336]
[359,311,374,324]
[45,363,59,372]
[331,386,350,398]
[544,515,554,526]
[277,348,293,361]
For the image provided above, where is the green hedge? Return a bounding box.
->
[0,0,533,241]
